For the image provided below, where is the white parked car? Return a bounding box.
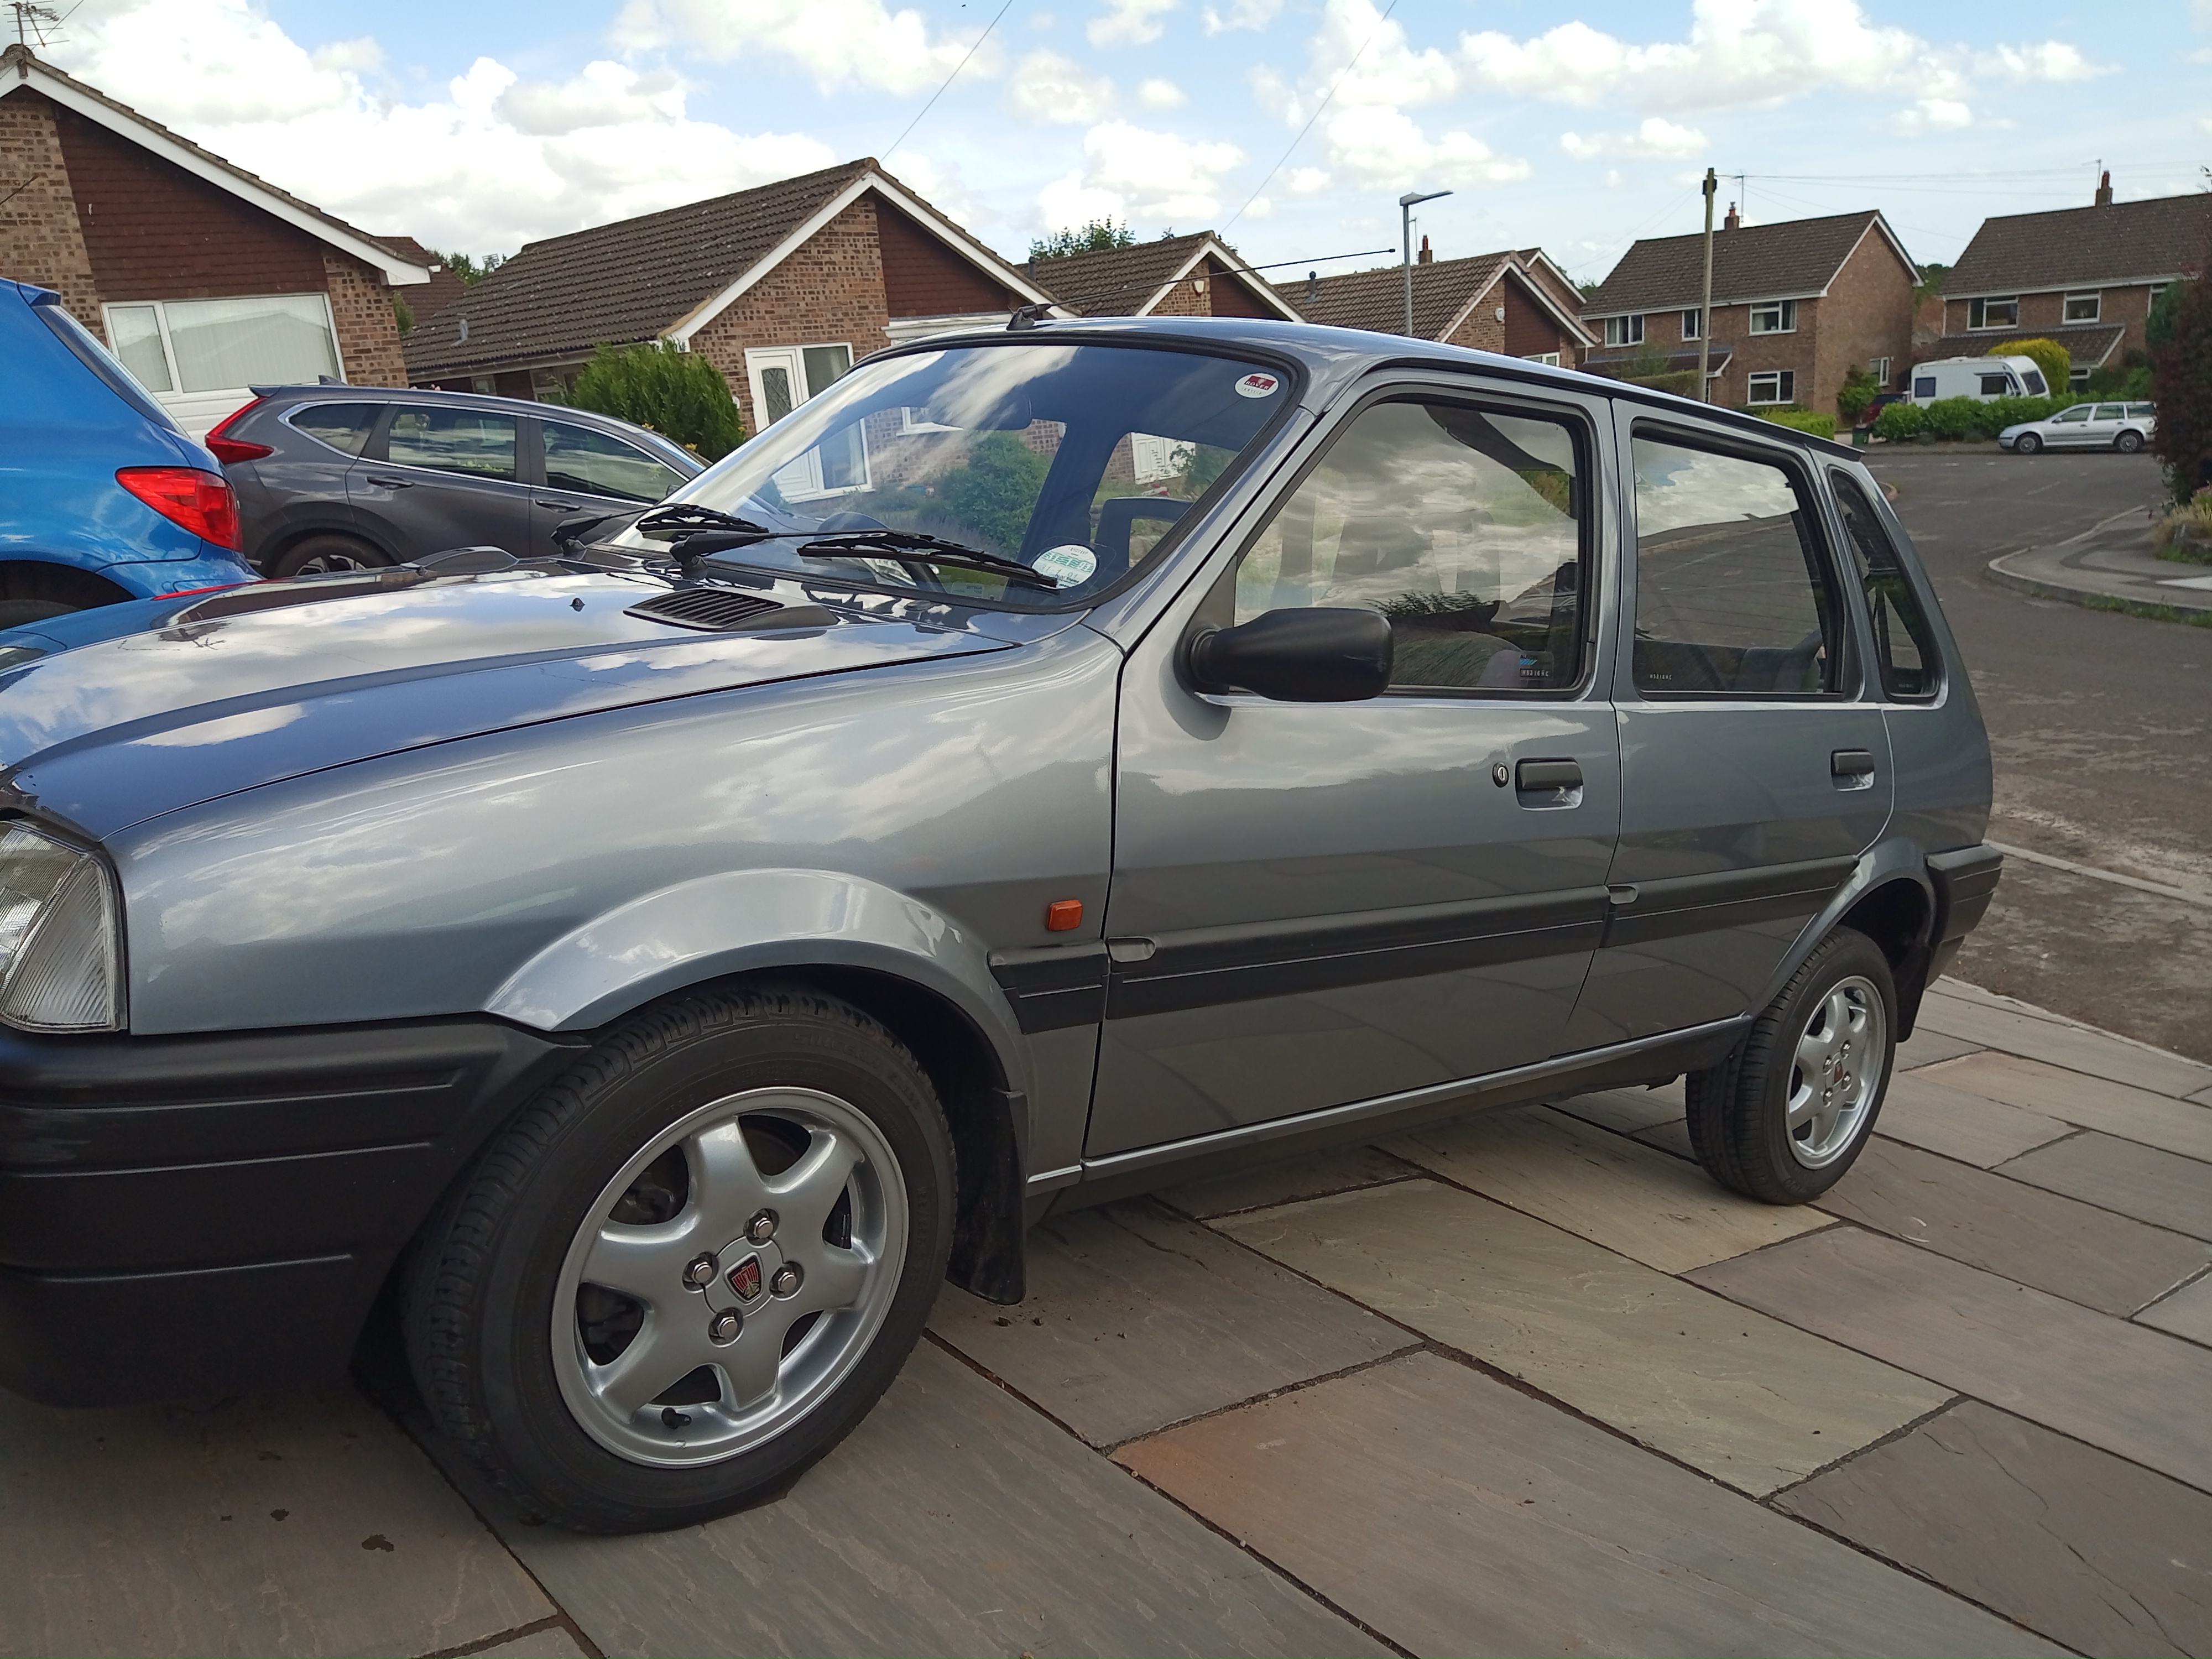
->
[1907,355,2050,403]
[1999,401,2157,455]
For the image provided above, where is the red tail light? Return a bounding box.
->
[116,466,243,552]
[205,399,274,465]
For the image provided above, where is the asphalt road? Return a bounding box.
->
[1866,448,2210,1059]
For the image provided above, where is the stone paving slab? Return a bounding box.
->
[1155,1143,1419,1218]
[1633,1117,1695,1159]
[1917,1052,2212,1161]
[1895,1027,1986,1071]
[2136,1275,2212,1346]
[1117,1353,2059,1658]
[1916,992,2212,1099]
[1815,1136,2212,1315]
[1776,1400,2212,1659]
[1548,1083,1686,1136]
[468,1626,593,1658]
[1997,1131,2212,1241]
[1690,1225,2212,1493]
[1215,1181,1948,1496]
[1383,1105,1828,1272]
[0,1385,551,1659]
[928,1201,1412,1447]
[1874,1070,2075,1167]
[460,1340,1385,1659]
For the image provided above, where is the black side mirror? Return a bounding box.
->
[1185,607,1393,702]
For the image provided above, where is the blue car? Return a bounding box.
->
[0,278,257,630]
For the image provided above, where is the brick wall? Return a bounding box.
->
[321,251,406,387]
[0,90,101,332]
[690,195,891,436]
[1810,229,1912,416]
[1442,280,1505,353]
[1500,273,1566,358]
[1149,273,1207,316]
[878,200,1013,317]
[1204,259,1274,319]
[1942,283,2160,362]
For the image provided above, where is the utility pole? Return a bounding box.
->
[1697,168,1717,403]
[1399,189,1450,337]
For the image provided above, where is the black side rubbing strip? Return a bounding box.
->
[1600,856,1858,949]
[988,945,1108,1034]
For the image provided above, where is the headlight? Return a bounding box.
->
[0,823,124,1032]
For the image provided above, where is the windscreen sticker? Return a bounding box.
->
[1032,544,1100,587]
[1234,371,1281,399]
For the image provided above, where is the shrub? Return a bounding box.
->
[939,432,1050,556]
[569,341,745,461]
[1986,337,2071,396]
[2152,487,2212,562]
[2149,265,2211,505]
[1836,366,1880,426]
[1030,219,1134,262]
[1874,401,1926,441]
[1757,408,1837,439]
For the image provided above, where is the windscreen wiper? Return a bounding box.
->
[792,530,1060,591]
[635,503,774,539]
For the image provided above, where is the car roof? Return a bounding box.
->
[888,314,1862,461]
[243,383,703,469]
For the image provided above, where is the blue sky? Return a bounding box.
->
[42,0,2212,289]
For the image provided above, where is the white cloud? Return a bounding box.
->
[1981,42,2111,82]
[1202,0,1280,34]
[1005,50,1117,124]
[310,37,383,74]
[1286,166,1331,194]
[1138,77,1187,108]
[1243,195,1276,218]
[1896,97,1974,133]
[1558,116,1708,160]
[1321,106,1529,190]
[1036,119,1243,230]
[54,0,834,253]
[614,0,997,95]
[1087,0,1176,48]
[1307,0,1458,112]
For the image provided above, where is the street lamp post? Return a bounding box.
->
[1399,189,1451,337]
[1697,168,1717,403]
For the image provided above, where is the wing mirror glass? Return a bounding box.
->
[1184,607,1393,702]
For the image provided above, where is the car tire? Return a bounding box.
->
[1684,927,1895,1204]
[401,985,956,1533]
[2116,430,2144,455]
[0,599,81,628]
[2013,432,2041,455]
[269,534,390,578]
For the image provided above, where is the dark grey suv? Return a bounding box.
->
[0,319,2000,1534]
[209,385,702,576]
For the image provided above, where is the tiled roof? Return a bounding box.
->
[1275,252,1511,339]
[376,235,468,322]
[1919,324,2127,370]
[404,160,875,377]
[2,45,429,282]
[1025,231,1291,317]
[1582,211,1910,316]
[1943,194,2212,295]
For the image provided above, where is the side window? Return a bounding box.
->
[289,403,379,457]
[1232,398,1587,694]
[387,408,518,481]
[544,421,686,503]
[1829,471,1941,701]
[1630,435,1842,697]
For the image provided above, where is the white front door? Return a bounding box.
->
[743,343,865,502]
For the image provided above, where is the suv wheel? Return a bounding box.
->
[2116,429,2144,454]
[1685,927,1895,1203]
[270,534,389,578]
[2012,431,2041,455]
[402,987,955,1533]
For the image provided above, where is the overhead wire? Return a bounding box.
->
[881,0,1015,164]
[1223,0,1401,233]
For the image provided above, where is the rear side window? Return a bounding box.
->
[1630,435,1844,698]
[387,407,518,481]
[542,420,685,503]
[1829,471,1941,701]
[289,402,379,457]
[2126,403,2156,418]
[33,297,178,429]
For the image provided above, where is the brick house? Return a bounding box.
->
[1580,207,1917,415]
[1024,231,1304,322]
[1930,177,2212,385]
[402,159,1062,439]
[0,44,431,435]
[1280,241,1595,364]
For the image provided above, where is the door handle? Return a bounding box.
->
[537,499,588,509]
[1516,759,1583,791]
[1830,749,1876,779]
[363,474,414,488]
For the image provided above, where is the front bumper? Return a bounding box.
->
[0,1018,578,1405]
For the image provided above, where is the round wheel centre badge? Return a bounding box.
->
[726,1252,765,1301]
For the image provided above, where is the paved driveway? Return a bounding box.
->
[4,977,2206,1657]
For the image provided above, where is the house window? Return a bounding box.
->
[1522,351,1561,367]
[1748,299,1797,335]
[1681,309,1702,341]
[1746,370,1796,405]
[2070,367,2091,387]
[102,294,341,399]
[1869,356,1892,386]
[1968,296,2018,330]
[2063,291,2101,323]
[1603,315,1644,347]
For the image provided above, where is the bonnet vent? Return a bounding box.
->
[626,588,785,631]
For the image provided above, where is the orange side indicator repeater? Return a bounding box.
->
[1045,899,1084,932]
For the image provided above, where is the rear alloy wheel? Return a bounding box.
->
[1686,927,1895,1203]
[2116,430,2144,455]
[2013,431,2042,455]
[269,534,389,578]
[402,987,954,1532]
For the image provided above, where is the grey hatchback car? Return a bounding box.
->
[208,384,702,577]
[0,319,1999,1533]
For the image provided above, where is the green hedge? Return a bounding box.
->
[1872,393,2080,444]
[1757,408,1837,439]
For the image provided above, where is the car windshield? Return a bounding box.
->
[608,341,1291,608]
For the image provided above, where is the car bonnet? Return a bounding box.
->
[0,569,1013,838]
